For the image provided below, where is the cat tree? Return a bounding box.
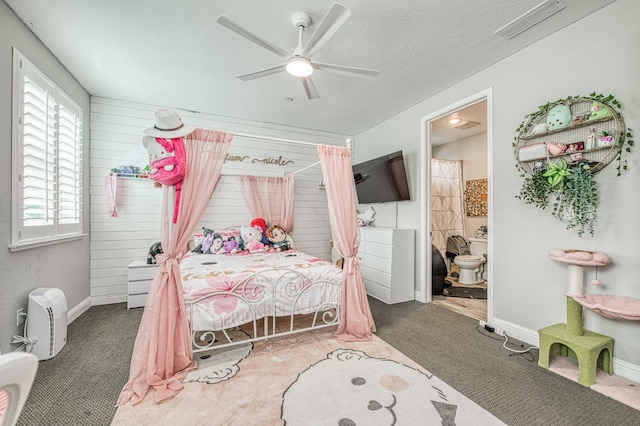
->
[538,248,614,387]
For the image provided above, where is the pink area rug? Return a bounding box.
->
[112,328,505,425]
[549,356,640,411]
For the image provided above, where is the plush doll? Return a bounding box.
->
[250,217,271,246]
[266,224,293,252]
[141,109,194,223]
[147,242,163,264]
[241,226,266,254]
[356,206,376,227]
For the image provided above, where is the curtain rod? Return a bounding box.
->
[230,131,353,149]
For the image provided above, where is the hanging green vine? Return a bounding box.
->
[513,93,633,237]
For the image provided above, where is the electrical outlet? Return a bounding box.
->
[16,308,25,326]
[495,327,505,336]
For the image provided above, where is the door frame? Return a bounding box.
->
[418,88,494,321]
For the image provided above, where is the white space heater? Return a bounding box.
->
[27,287,68,361]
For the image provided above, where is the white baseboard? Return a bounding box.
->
[67,296,92,324]
[613,357,640,384]
[488,317,640,384]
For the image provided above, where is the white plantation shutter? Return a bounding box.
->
[11,49,83,248]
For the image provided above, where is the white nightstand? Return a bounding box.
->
[127,260,159,309]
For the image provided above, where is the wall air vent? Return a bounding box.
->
[495,0,566,39]
[452,120,480,130]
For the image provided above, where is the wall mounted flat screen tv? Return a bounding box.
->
[352,150,411,203]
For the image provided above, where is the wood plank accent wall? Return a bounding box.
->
[90,97,351,305]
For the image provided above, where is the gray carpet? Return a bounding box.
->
[368,297,640,426]
[17,303,142,426]
[16,299,640,425]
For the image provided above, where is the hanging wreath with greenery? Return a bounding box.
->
[513,93,634,237]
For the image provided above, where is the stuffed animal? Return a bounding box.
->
[266,225,293,252]
[356,206,376,226]
[241,226,266,254]
[250,217,271,246]
[142,135,186,223]
[147,242,163,264]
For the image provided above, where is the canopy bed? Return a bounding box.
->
[117,109,375,406]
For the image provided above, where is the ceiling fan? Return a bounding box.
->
[217,2,380,100]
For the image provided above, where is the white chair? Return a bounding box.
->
[0,352,38,426]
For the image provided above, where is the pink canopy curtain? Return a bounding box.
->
[236,174,295,232]
[318,144,375,342]
[117,128,232,406]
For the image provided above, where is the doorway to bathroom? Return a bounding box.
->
[420,89,492,323]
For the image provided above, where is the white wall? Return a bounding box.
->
[90,97,349,304]
[0,2,91,354]
[355,0,640,380]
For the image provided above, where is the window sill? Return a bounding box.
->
[9,234,87,252]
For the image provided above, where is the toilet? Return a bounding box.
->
[454,237,487,285]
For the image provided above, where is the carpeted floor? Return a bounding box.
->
[17,304,143,426]
[16,300,640,425]
[113,328,504,425]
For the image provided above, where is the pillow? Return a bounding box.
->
[192,227,223,254]
[217,227,243,254]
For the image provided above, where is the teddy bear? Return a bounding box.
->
[241,226,266,254]
[266,224,293,252]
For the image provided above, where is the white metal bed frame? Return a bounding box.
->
[186,267,341,354]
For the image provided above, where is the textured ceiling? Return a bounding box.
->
[4,0,616,136]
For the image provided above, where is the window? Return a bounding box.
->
[11,48,83,249]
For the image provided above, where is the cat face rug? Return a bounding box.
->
[282,349,499,425]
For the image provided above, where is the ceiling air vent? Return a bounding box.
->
[452,120,480,130]
[495,0,566,39]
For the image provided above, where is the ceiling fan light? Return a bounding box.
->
[286,58,313,77]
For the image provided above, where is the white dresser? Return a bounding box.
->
[357,227,415,304]
[127,260,158,309]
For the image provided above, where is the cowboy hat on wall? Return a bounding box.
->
[144,108,196,138]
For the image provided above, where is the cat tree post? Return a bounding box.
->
[566,263,584,336]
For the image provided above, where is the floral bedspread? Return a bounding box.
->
[180,250,342,331]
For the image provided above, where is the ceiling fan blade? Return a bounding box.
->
[237,64,287,81]
[301,3,351,58]
[313,62,380,79]
[301,77,320,100]
[217,15,289,58]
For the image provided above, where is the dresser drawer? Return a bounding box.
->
[128,261,158,281]
[360,265,391,288]
[363,279,392,303]
[362,241,393,258]
[360,228,393,245]
[361,254,392,274]
[127,293,148,309]
[128,279,153,295]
